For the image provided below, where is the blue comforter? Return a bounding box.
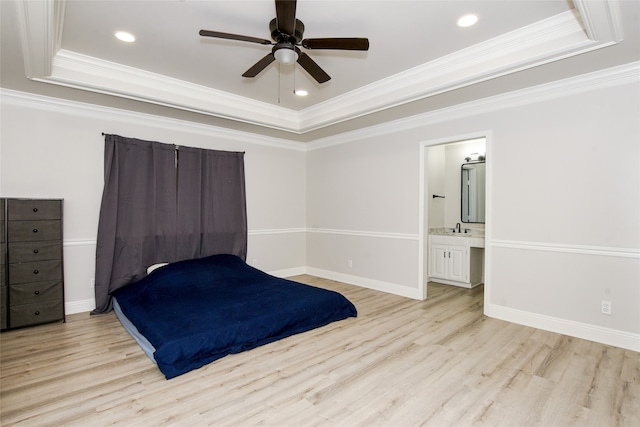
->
[112,254,357,379]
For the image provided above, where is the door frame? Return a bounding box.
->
[417,130,492,301]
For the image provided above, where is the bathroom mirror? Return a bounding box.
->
[461,161,486,223]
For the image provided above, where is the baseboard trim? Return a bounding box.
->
[63,270,638,352]
[485,303,640,352]
[65,299,96,315]
[268,266,307,278]
[63,239,97,247]
[306,267,421,299]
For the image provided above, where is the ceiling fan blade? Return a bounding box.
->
[242,53,276,78]
[297,51,330,83]
[302,38,370,50]
[275,0,297,35]
[199,30,272,45]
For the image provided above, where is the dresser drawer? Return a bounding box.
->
[0,244,5,282]
[8,260,62,284]
[8,220,61,242]
[1,199,5,244]
[10,280,62,306]
[2,198,65,330]
[7,199,61,221]
[0,285,6,330]
[9,299,63,328]
[8,241,61,263]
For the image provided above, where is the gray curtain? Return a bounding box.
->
[92,135,247,314]
[176,146,247,261]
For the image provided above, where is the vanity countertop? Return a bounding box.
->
[429,228,485,248]
[430,231,484,238]
[429,227,484,238]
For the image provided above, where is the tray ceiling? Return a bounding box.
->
[12,0,626,134]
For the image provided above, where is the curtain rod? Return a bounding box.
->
[100,133,179,150]
[99,134,243,155]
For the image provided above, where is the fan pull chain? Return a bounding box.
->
[277,62,281,104]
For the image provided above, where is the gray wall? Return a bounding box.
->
[305,66,639,350]
[0,92,307,313]
[1,63,638,351]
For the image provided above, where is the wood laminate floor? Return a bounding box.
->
[1,277,638,426]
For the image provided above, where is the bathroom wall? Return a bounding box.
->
[427,145,446,229]
[427,138,486,232]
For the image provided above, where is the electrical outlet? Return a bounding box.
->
[252,259,258,267]
[601,300,612,315]
[347,259,353,268]
[90,278,95,288]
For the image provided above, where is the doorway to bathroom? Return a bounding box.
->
[418,133,489,300]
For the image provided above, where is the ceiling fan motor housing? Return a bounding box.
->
[269,18,304,44]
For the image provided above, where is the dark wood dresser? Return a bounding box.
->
[1,198,65,330]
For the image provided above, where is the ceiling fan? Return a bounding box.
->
[199,0,369,84]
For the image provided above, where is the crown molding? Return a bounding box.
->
[43,49,300,133]
[15,0,64,78]
[574,0,623,42]
[4,59,636,153]
[0,88,306,152]
[298,9,594,132]
[3,60,636,154]
[307,61,640,151]
[17,0,625,134]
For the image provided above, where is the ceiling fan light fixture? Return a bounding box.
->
[457,14,478,28]
[274,46,299,64]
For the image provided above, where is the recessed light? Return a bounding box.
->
[294,89,308,97]
[457,14,478,28]
[115,31,136,43]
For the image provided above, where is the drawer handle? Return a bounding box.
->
[32,228,38,233]
[34,290,40,295]
[33,269,39,275]
[35,311,40,316]
[33,208,38,213]
[33,249,39,254]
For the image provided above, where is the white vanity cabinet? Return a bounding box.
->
[429,234,484,288]
[430,240,466,283]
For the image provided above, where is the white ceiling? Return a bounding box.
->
[4,0,636,136]
[60,0,572,107]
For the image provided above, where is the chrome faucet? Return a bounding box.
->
[455,223,461,233]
